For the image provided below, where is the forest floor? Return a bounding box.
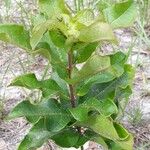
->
[0,0,150,150]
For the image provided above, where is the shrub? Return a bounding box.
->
[0,0,137,149]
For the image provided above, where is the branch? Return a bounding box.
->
[68,51,76,108]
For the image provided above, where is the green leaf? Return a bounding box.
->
[116,134,134,150]
[32,48,51,60]
[10,73,40,89]
[107,134,134,150]
[114,123,129,140]
[49,30,67,48]
[73,9,95,26]
[78,22,116,43]
[97,0,112,11]
[19,123,94,149]
[110,51,127,65]
[39,79,62,97]
[49,44,68,80]
[8,99,71,132]
[77,64,124,96]
[74,130,93,148]
[93,130,133,150]
[51,128,79,148]
[83,64,135,100]
[39,0,70,18]
[43,36,68,79]
[0,24,31,50]
[80,115,133,149]
[76,42,98,63]
[76,52,127,96]
[93,136,108,150]
[69,55,111,84]
[18,119,52,150]
[51,128,95,148]
[32,39,68,80]
[10,73,62,98]
[115,86,132,119]
[51,71,68,94]
[82,115,119,140]
[32,13,46,26]
[30,20,56,49]
[53,63,68,80]
[103,0,137,29]
[70,98,118,121]
[32,42,51,60]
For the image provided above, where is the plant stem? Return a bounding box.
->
[68,51,76,108]
[68,51,84,148]
[81,145,84,150]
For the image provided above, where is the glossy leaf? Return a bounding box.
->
[97,0,112,11]
[76,42,98,63]
[81,115,133,149]
[51,128,79,148]
[115,86,132,119]
[32,42,51,60]
[110,51,127,65]
[10,73,62,98]
[39,0,70,18]
[30,20,56,49]
[73,9,95,26]
[93,136,108,150]
[77,67,123,96]
[83,64,135,100]
[32,48,51,60]
[82,115,119,140]
[69,55,111,84]
[44,36,68,79]
[32,13,46,26]
[49,30,67,48]
[51,71,68,95]
[113,134,133,150]
[70,98,118,121]
[18,119,52,150]
[74,130,94,148]
[77,52,126,96]
[34,38,68,79]
[19,122,94,149]
[10,73,40,89]
[52,128,95,148]
[39,79,62,97]
[78,22,116,43]
[114,123,129,140]
[33,39,68,81]
[8,99,71,132]
[77,73,108,97]
[0,24,31,50]
[93,131,133,150]
[103,0,137,29]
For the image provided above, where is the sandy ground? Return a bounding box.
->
[0,0,150,150]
